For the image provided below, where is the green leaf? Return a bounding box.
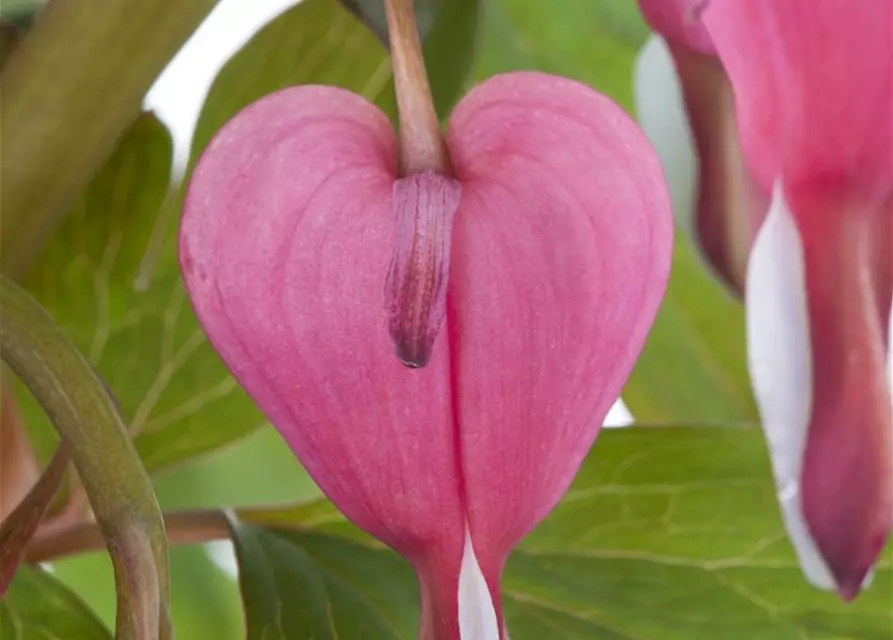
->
[0,565,111,639]
[229,524,418,639]
[152,426,319,510]
[51,546,243,640]
[234,426,892,639]
[0,0,217,277]
[624,237,757,421]
[424,0,482,117]
[190,0,480,164]
[166,546,243,640]
[474,0,649,112]
[18,113,265,471]
[230,521,340,640]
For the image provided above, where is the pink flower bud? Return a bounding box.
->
[180,71,672,638]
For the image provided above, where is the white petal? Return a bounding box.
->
[604,398,634,428]
[633,35,698,234]
[745,182,835,590]
[458,531,500,640]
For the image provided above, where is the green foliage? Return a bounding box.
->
[52,546,244,640]
[625,235,757,422]
[19,113,265,470]
[0,0,217,277]
[234,427,892,639]
[475,0,649,112]
[232,524,419,639]
[152,426,319,509]
[0,565,112,639]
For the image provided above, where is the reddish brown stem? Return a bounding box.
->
[25,509,231,564]
[384,0,450,175]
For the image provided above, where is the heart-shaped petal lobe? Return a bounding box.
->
[446,71,673,585]
[181,72,673,638]
[180,86,466,572]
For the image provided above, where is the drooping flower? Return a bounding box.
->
[179,71,672,638]
[636,0,765,293]
[663,0,892,600]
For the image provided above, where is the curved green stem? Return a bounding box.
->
[0,276,170,640]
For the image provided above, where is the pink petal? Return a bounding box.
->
[794,183,892,600]
[746,182,892,600]
[180,86,466,585]
[665,39,765,293]
[446,71,673,588]
[637,0,773,293]
[637,0,716,54]
[703,0,893,598]
[703,0,893,190]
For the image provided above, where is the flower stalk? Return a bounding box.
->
[384,0,451,175]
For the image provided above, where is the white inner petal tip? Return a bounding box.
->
[777,486,835,590]
[745,181,836,591]
[458,531,500,640]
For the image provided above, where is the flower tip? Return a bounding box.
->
[827,555,878,603]
[832,564,874,603]
[393,339,431,369]
[835,583,861,604]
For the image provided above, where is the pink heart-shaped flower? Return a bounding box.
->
[180,71,673,638]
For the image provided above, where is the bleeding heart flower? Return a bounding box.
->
[180,71,672,638]
[636,0,766,293]
[697,0,893,599]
